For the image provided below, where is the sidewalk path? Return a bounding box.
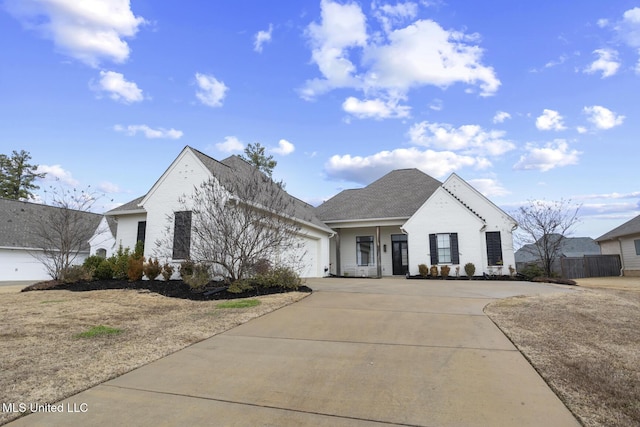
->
[7,278,581,426]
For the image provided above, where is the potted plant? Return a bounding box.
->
[430,265,439,278]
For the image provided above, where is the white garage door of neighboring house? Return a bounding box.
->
[0,249,51,281]
[298,237,319,278]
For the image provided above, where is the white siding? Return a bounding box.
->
[404,189,486,276]
[114,213,147,253]
[621,234,640,275]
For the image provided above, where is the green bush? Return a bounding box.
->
[83,255,104,273]
[250,266,302,291]
[520,264,545,281]
[464,262,476,279]
[62,265,92,283]
[109,246,131,280]
[418,264,428,277]
[143,258,162,281]
[179,260,195,278]
[183,263,210,289]
[94,260,114,280]
[228,280,255,294]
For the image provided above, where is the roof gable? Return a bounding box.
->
[315,169,442,222]
[596,214,640,241]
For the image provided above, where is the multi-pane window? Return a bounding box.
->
[437,234,452,264]
[429,233,459,264]
[486,231,503,265]
[172,211,192,259]
[137,221,147,246]
[635,239,640,256]
[356,236,374,266]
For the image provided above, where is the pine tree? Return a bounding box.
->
[0,150,45,200]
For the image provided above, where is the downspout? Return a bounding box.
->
[376,226,382,278]
[335,229,341,276]
[618,238,625,277]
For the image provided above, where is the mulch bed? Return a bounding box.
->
[22,279,312,301]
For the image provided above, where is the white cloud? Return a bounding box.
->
[408,121,515,156]
[584,49,620,78]
[616,7,640,48]
[493,111,511,124]
[114,124,183,139]
[583,105,625,130]
[372,1,419,33]
[195,73,228,107]
[467,178,510,197]
[36,164,79,187]
[576,126,588,134]
[597,19,609,28]
[5,0,146,67]
[215,136,244,153]
[535,109,566,131]
[342,96,411,119]
[98,181,121,193]
[514,140,581,172]
[301,0,500,104]
[428,98,443,111]
[325,147,488,184]
[254,24,273,53]
[362,19,500,97]
[272,139,295,155]
[93,70,143,103]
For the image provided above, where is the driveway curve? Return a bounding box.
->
[8,278,581,426]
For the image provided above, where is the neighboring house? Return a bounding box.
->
[0,198,106,281]
[515,234,601,274]
[88,216,117,259]
[596,214,640,276]
[105,146,334,278]
[315,169,517,277]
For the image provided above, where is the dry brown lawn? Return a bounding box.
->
[0,287,308,425]
[485,279,640,427]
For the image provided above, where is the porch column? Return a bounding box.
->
[376,226,382,277]
[335,229,341,276]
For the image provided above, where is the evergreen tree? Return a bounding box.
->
[0,150,45,200]
[241,143,277,177]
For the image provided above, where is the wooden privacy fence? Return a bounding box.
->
[561,254,621,279]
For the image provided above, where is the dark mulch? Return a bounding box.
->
[22,280,312,301]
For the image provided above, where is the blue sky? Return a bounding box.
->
[1,0,639,239]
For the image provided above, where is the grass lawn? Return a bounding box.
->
[485,278,640,427]
[0,287,308,426]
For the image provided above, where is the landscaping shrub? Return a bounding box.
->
[418,264,428,277]
[62,265,92,283]
[228,280,255,294]
[441,265,450,278]
[127,256,144,281]
[250,266,301,290]
[183,263,211,289]
[179,260,195,279]
[161,263,174,281]
[83,255,104,273]
[109,245,131,280]
[520,264,545,281]
[143,258,162,281]
[430,265,438,277]
[94,260,113,280]
[464,262,476,279]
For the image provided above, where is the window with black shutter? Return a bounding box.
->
[136,221,146,246]
[429,233,459,264]
[486,231,503,265]
[172,211,192,259]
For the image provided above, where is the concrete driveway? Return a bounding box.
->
[8,278,580,426]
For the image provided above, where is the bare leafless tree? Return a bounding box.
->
[155,167,308,281]
[29,186,103,281]
[512,199,581,277]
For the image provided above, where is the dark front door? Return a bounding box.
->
[391,234,408,275]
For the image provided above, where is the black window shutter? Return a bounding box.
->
[450,233,459,264]
[429,234,438,265]
[136,221,147,244]
[486,231,502,265]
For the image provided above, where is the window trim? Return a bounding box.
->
[635,239,640,256]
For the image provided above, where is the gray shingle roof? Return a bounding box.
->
[0,198,103,250]
[315,169,442,222]
[515,235,601,263]
[106,195,145,215]
[596,214,640,241]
